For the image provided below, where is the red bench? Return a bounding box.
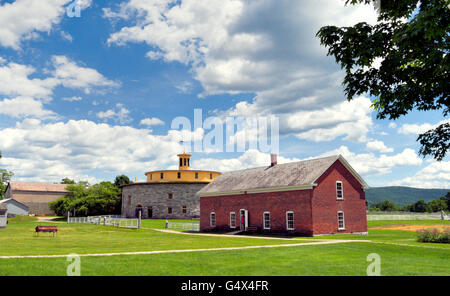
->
[35,225,58,237]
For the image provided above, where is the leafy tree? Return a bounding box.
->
[114,175,131,187]
[61,178,76,184]
[317,0,450,160]
[406,199,429,212]
[0,151,14,199]
[370,200,399,211]
[49,182,122,216]
[428,198,448,212]
[440,191,450,210]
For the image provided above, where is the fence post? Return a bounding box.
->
[138,211,141,229]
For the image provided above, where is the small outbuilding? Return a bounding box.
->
[4,182,68,215]
[0,204,7,228]
[0,198,29,217]
[198,154,369,236]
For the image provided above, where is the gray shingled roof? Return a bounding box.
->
[198,155,368,195]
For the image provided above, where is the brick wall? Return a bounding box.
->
[200,189,314,236]
[200,160,368,236]
[122,183,208,219]
[312,161,367,235]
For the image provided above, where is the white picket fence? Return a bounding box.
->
[68,215,140,228]
[166,221,200,231]
[367,211,449,221]
[0,215,6,228]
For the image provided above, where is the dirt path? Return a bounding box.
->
[0,239,368,259]
[36,217,61,223]
[370,224,450,231]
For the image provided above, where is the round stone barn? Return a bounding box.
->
[121,153,221,219]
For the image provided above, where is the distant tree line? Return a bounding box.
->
[369,192,450,213]
[49,175,131,216]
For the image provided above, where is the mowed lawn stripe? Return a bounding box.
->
[0,241,448,276]
[0,239,364,259]
[0,220,317,256]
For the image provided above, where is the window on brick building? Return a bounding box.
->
[263,212,270,230]
[210,212,216,227]
[230,212,236,228]
[210,173,213,179]
[195,172,198,179]
[336,181,343,200]
[177,172,181,179]
[182,206,187,214]
[127,195,131,205]
[161,173,164,179]
[286,211,294,230]
[168,193,173,199]
[168,207,172,214]
[338,211,345,230]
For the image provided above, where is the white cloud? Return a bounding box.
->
[0,61,57,99]
[193,149,300,172]
[106,0,378,142]
[0,118,190,183]
[388,122,397,129]
[62,96,82,102]
[193,144,422,178]
[319,146,422,176]
[389,161,450,189]
[0,96,58,119]
[175,81,193,94]
[398,119,450,135]
[0,57,118,100]
[60,30,73,42]
[140,117,164,126]
[0,0,92,49]
[366,140,394,153]
[50,55,120,94]
[97,103,132,124]
[0,56,118,119]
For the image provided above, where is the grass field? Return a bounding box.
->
[0,217,448,276]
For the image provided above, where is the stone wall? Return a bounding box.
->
[122,182,208,219]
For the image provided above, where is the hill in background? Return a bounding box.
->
[366,186,449,206]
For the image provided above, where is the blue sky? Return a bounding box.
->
[0,0,448,188]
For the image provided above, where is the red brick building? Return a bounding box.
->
[198,155,369,236]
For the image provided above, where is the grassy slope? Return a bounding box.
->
[0,217,448,276]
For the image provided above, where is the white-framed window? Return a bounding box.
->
[336,181,343,200]
[263,212,270,230]
[210,212,216,227]
[338,211,345,230]
[286,211,294,230]
[230,212,236,228]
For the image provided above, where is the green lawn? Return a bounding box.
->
[367,219,450,227]
[0,217,309,257]
[0,217,448,276]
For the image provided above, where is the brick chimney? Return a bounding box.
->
[270,153,277,166]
